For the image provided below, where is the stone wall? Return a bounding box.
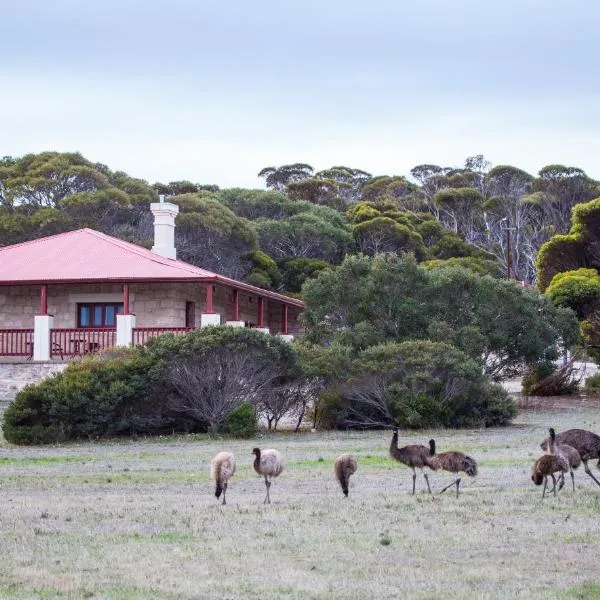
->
[0,362,67,410]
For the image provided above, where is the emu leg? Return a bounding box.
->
[411,470,417,495]
[264,478,271,504]
[423,471,432,495]
[542,477,548,499]
[439,478,460,497]
[558,472,565,492]
[570,470,575,491]
[222,482,227,505]
[583,460,600,487]
[551,474,557,497]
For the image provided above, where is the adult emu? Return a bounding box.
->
[252,447,284,504]
[389,428,433,495]
[427,439,478,498]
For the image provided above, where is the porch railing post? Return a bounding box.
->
[116,314,136,347]
[33,315,53,361]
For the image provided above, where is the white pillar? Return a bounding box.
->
[226,320,245,327]
[201,313,222,327]
[117,314,136,346]
[279,334,295,343]
[33,315,54,361]
[254,327,271,335]
[150,201,179,260]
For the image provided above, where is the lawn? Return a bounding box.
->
[1,399,600,599]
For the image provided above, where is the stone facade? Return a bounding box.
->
[0,283,302,332]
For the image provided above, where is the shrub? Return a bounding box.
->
[521,360,579,396]
[3,328,303,444]
[314,340,516,430]
[584,373,600,395]
[222,402,258,438]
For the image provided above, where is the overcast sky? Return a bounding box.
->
[2,0,599,188]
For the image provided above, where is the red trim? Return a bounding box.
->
[205,283,214,313]
[257,297,264,328]
[281,304,288,335]
[232,289,239,321]
[0,276,304,307]
[40,284,48,315]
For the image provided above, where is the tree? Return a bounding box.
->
[433,187,484,243]
[150,327,302,434]
[0,152,111,210]
[255,212,353,264]
[258,164,314,192]
[302,254,579,378]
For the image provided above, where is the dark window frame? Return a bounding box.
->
[77,303,124,328]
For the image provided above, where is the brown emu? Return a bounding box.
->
[540,428,600,488]
[334,454,358,497]
[545,428,581,491]
[389,428,433,495]
[427,439,478,498]
[531,454,568,498]
[252,448,284,504]
[210,451,236,505]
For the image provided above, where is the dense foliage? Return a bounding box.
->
[2,329,303,444]
[301,254,579,379]
[537,197,600,362]
[304,341,516,429]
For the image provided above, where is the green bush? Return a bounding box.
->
[313,340,516,430]
[584,373,600,395]
[222,402,258,438]
[3,328,303,445]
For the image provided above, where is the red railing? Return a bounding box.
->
[0,328,34,356]
[132,327,194,346]
[50,328,116,358]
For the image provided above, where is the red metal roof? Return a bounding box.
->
[0,229,303,307]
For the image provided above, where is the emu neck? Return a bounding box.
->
[253,451,261,473]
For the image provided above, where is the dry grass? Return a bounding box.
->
[1,399,600,599]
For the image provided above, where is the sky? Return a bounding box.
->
[2,0,600,189]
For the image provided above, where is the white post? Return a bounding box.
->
[33,315,54,361]
[279,334,295,343]
[254,327,271,335]
[201,313,222,327]
[116,314,136,346]
[150,201,179,260]
[226,320,245,327]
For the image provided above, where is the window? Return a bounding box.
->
[77,303,123,328]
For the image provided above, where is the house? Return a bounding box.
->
[0,201,303,362]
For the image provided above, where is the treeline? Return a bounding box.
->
[1,152,598,290]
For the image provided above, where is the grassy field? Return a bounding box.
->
[1,399,600,599]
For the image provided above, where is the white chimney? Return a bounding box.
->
[150,200,179,259]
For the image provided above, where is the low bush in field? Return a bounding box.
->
[2,328,302,444]
[312,340,516,429]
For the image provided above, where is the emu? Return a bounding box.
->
[252,447,284,504]
[210,451,236,505]
[531,454,568,498]
[427,439,478,498]
[540,428,600,488]
[334,454,358,497]
[545,427,581,491]
[389,427,433,495]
